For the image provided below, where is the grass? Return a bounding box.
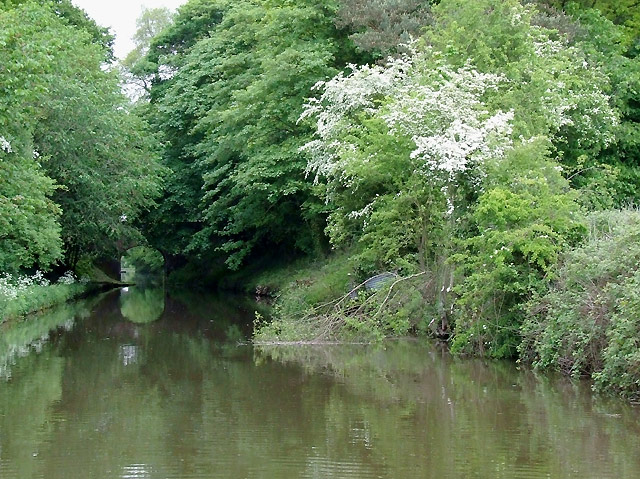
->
[0,282,90,323]
[0,270,112,323]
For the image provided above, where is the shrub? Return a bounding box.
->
[521,208,640,398]
[593,272,640,398]
[451,139,584,358]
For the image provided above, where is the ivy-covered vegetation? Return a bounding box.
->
[2,0,640,397]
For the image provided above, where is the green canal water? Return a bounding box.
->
[1,287,639,478]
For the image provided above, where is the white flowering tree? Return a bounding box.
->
[298,0,618,346]
[300,48,516,267]
[302,53,515,185]
[300,51,518,330]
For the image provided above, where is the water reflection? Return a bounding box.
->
[120,345,140,366]
[0,294,638,479]
[121,464,152,479]
[0,294,102,380]
[120,285,165,324]
[256,343,640,478]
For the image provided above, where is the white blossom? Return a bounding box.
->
[0,136,12,153]
[383,64,513,178]
[299,51,415,182]
[409,110,514,176]
[301,51,514,188]
[347,200,376,220]
[299,24,617,225]
[57,271,77,285]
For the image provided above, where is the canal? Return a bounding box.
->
[0,287,639,478]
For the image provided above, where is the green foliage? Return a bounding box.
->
[566,7,640,205]
[32,37,164,263]
[432,0,618,151]
[429,0,539,71]
[293,0,611,348]
[0,0,115,60]
[0,2,163,272]
[148,0,227,63]
[0,145,62,272]
[315,116,446,276]
[540,0,640,46]
[189,0,354,268]
[255,0,630,356]
[427,0,637,218]
[253,253,355,342]
[218,255,318,295]
[0,3,67,272]
[593,271,640,398]
[142,0,360,269]
[452,139,585,358]
[354,173,446,277]
[272,254,353,318]
[521,209,640,398]
[48,0,116,60]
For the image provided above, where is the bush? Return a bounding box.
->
[521,208,640,398]
[451,139,585,358]
[593,272,640,398]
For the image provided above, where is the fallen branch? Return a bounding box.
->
[373,271,429,319]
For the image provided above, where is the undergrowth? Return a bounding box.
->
[521,208,640,399]
[0,272,88,322]
[253,254,438,344]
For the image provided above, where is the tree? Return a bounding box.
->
[136,0,231,264]
[121,7,175,97]
[142,0,361,269]
[565,7,640,206]
[298,0,620,354]
[335,0,437,56]
[0,139,63,273]
[0,3,66,272]
[0,2,163,271]
[539,0,640,45]
[0,0,115,60]
[190,0,354,268]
